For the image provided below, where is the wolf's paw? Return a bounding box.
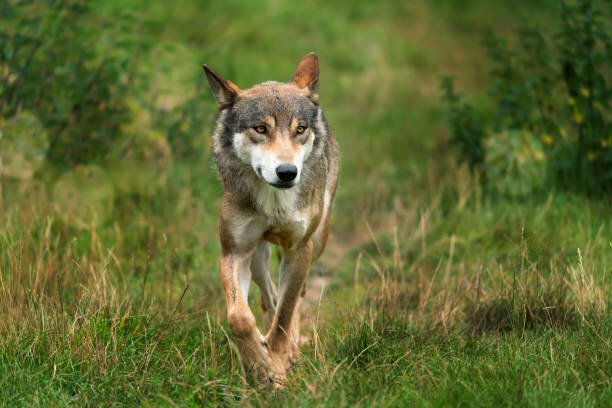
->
[287,338,300,369]
[267,351,288,389]
[235,331,276,384]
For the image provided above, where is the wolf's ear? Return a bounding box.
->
[292,52,319,92]
[202,65,241,109]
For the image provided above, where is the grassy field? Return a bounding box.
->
[0,0,610,406]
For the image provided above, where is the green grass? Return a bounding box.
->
[0,0,610,406]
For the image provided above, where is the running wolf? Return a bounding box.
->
[203,53,339,387]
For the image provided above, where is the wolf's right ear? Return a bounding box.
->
[292,52,319,92]
[202,65,241,109]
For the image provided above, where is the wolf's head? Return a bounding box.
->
[203,53,322,189]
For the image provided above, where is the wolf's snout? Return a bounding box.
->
[276,164,298,182]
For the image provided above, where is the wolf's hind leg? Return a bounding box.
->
[311,201,331,262]
[251,241,277,332]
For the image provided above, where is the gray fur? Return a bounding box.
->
[211,84,338,214]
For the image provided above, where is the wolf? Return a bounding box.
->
[202,53,339,387]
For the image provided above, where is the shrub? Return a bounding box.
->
[440,77,487,173]
[52,164,115,229]
[0,112,48,179]
[484,129,546,197]
[442,0,611,195]
[0,0,140,168]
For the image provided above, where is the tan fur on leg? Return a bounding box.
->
[251,242,277,333]
[221,254,274,383]
[287,292,304,367]
[266,241,313,385]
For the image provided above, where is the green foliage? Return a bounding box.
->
[443,0,611,195]
[0,111,48,178]
[0,1,212,228]
[0,0,138,167]
[52,164,115,229]
[557,0,611,190]
[441,77,487,172]
[484,129,547,197]
[161,77,212,160]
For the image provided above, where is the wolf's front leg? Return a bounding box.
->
[220,253,274,383]
[266,240,313,385]
[251,242,277,333]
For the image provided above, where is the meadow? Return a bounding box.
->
[0,0,609,406]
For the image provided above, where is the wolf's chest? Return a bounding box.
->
[253,185,310,240]
[254,185,300,219]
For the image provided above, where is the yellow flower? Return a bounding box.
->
[574,110,584,124]
[534,151,545,161]
[542,134,553,145]
[580,87,590,97]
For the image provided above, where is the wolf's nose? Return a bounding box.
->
[276,164,298,182]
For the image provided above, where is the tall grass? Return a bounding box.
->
[0,160,608,405]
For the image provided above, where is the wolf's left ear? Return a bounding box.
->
[292,52,319,92]
[202,65,241,109]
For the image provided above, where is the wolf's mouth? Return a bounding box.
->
[255,166,296,189]
[269,181,295,189]
[255,166,297,190]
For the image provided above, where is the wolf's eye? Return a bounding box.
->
[254,125,267,134]
[296,125,307,134]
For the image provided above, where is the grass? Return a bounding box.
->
[0,0,610,406]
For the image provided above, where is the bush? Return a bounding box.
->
[1,1,215,227]
[484,129,546,197]
[0,112,48,179]
[0,0,140,168]
[52,164,115,229]
[442,0,611,195]
[440,77,487,173]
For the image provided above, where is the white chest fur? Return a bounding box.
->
[253,184,309,237]
[254,184,296,218]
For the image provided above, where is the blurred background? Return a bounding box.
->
[0,0,609,405]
